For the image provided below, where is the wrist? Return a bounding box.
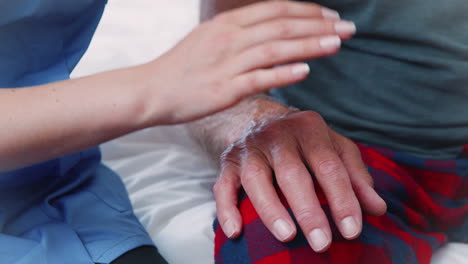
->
[189,95,292,157]
[132,60,173,128]
[223,95,292,145]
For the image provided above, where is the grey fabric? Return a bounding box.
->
[272,0,468,159]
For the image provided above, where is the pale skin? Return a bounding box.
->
[191,0,387,253]
[0,1,347,172]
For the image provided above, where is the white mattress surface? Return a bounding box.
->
[72,0,467,263]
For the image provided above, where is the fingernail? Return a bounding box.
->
[319,36,341,50]
[335,21,356,35]
[322,8,340,19]
[308,228,330,252]
[223,219,237,238]
[340,216,359,239]
[291,63,310,76]
[273,219,294,241]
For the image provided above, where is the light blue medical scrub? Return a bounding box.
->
[0,1,154,263]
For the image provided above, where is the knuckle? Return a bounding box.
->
[305,144,333,161]
[276,167,303,185]
[246,162,265,175]
[256,201,277,218]
[269,69,281,85]
[240,164,267,184]
[216,175,230,187]
[346,141,360,154]
[295,208,319,226]
[212,181,221,195]
[283,165,304,177]
[260,44,278,62]
[213,175,231,193]
[276,175,294,189]
[296,37,318,56]
[221,146,242,164]
[317,158,342,177]
[332,135,349,155]
[303,111,325,123]
[298,39,310,55]
[277,20,293,38]
[220,157,235,169]
[325,20,338,34]
[332,201,356,218]
[261,123,282,139]
[244,73,260,89]
[208,78,227,95]
[339,135,358,151]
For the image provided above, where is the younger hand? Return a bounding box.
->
[148,1,356,124]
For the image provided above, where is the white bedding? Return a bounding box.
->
[74,3,216,262]
[72,0,467,263]
[100,126,217,264]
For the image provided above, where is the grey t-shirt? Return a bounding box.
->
[272,0,468,159]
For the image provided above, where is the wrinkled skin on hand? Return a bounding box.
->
[214,111,387,252]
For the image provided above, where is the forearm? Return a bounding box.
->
[0,63,163,172]
[189,95,292,158]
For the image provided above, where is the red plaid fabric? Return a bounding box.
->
[214,144,468,264]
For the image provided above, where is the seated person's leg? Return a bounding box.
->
[214,144,468,264]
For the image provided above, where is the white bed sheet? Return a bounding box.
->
[101,126,217,264]
[72,0,467,263]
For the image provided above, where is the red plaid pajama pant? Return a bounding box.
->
[214,144,468,264]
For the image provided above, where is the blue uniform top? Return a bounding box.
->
[0,1,153,263]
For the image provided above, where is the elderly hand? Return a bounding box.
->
[148,1,355,124]
[214,111,387,252]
